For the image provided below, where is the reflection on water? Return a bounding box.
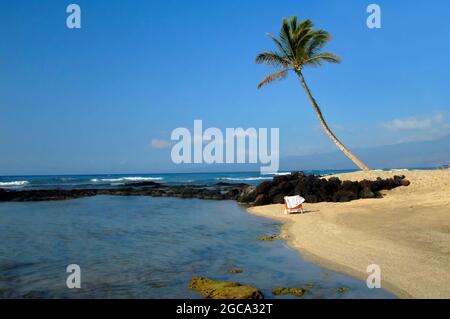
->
[0,196,395,298]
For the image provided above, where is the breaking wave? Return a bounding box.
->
[215,177,273,181]
[0,181,29,187]
[90,177,163,183]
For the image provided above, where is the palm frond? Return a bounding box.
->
[266,33,291,60]
[255,51,291,67]
[279,18,296,57]
[257,69,289,89]
[305,30,332,57]
[295,19,314,39]
[303,52,341,67]
[293,19,314,57]
[289,16,298,33]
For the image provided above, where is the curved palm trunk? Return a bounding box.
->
[296,71,369,171]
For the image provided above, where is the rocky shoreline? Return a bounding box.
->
[0,172,410,204]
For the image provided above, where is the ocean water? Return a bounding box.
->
[0,168,430,190]
[0,194,395,299]
[0,170,357,190]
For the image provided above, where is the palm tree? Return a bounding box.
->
[256,17,369,171]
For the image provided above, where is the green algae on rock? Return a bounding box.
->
[272,287,307,297]
[189,277,263,299]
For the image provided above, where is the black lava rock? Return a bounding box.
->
[0,171,410,206]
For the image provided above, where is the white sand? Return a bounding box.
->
[248,169,450,298]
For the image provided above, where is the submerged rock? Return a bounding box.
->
[228,268,243,274]
[256,235,282,241]
[188,277,263,299]
[272,287,307,297]
[336,287,351,293]
[305,282,314,289]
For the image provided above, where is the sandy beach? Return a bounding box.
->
[248,169,450,298]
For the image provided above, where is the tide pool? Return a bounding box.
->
[0,196,395,298]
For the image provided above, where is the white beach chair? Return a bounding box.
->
[284,195,305,215]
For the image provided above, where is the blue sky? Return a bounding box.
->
[1,0,449,175]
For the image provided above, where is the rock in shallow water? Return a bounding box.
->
[272,287,307,297]
[228,268,243,274]
[336,287,351,293]
[188,277,263,299]
[256,235,282,241]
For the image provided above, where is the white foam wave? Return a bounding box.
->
[90,177,163,183]
[267,172,291,176]
[0,181,29,187]
[216,177,273,181]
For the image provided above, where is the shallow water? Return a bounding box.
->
[0,196,395,298]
